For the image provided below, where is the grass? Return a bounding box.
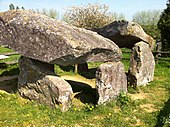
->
[0,46,170,127]
[0,46,13,53]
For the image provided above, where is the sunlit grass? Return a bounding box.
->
[0,46,170,126]
[0,46,13,53]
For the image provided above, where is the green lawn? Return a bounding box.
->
[0,46,170,127]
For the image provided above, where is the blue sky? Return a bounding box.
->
[0,0,167,20]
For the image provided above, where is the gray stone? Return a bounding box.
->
[94,20,155,49]
[96,62,127,104]
[18,56,55,84]
[0,10,122,66]
[128,41,155,87]
[18,56,73,112]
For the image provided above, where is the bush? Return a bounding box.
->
[63,3,115,29]
[132,9,162,39]
[141,25,160,39]
[116,92,131,107]
[158,0,170,51]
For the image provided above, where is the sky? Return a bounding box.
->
[0,0,168,20]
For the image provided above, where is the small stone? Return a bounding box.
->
[96,62,127,104]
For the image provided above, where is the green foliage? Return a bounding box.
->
[141,25,160,39]
[9,4,25,10]
[83,103,95,112]
[116,92,131,107]
[0,46,13,53]
[156,98,170,127]
[33,8,59,19]
[110,12,125,21]
[16,6,19,10]
[132,9,162,39]
[133,9,162,26]
[158,0,170,51]
[9,4,15,10]
[128,86,139,94]
[63,3,124,29]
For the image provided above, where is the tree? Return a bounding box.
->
[111,12,125,21]
[16,6,19,10]
[132,9,162,39]
[158,0,170,51]
[133,10,161,26]
[33,8,59,19]
[9,4,15,10]
[9,4,25,10]
[63,3,125,29]
[62,3,125,73]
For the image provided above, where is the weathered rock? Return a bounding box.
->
[96,62,127,104]
[18,56,73,112]
[95,20,155,49]
[0,10,122,66]
[128,41,155,87]
[18,56,55,84]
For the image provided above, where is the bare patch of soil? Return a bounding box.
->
[128,91,148,100]
[140,104,157,113]
[61,75,95,88]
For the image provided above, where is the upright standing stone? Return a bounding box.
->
[96,62,127,104]
[18,56,55,84]
[18,56,73,112]
[128,41,155,87]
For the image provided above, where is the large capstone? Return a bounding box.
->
[128,41,155,87]
[96,62,127,104]
[0,10,122,66]
[18,56,73,112]
[95,20,155,49]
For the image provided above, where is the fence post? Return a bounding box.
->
[155,39,162,64]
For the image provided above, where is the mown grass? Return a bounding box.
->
[0,46,170,127]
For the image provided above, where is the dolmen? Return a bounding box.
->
[0,10,128,111]
[94,20,155,49]
[94,20,155,88]
[0,10,155,111]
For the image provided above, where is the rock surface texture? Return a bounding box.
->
[18,56,73,112]
[95,20,155,49]
[0,10,122,66]
[96,62,127,104]
[128,41,155,87]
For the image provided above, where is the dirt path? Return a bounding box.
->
[61,75,96,88]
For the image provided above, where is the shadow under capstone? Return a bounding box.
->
[0,78,18,93]
[66,80,98,105]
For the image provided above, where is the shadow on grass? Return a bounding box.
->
[155,84,170,127]
[0,67,19,76]
[155,97,170,127]
[0,65,19,93]
[66,80,97,105]
[78,68,97,79]
[59,65,75,72]
[0,62,19,77]
[0,63,8,69]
